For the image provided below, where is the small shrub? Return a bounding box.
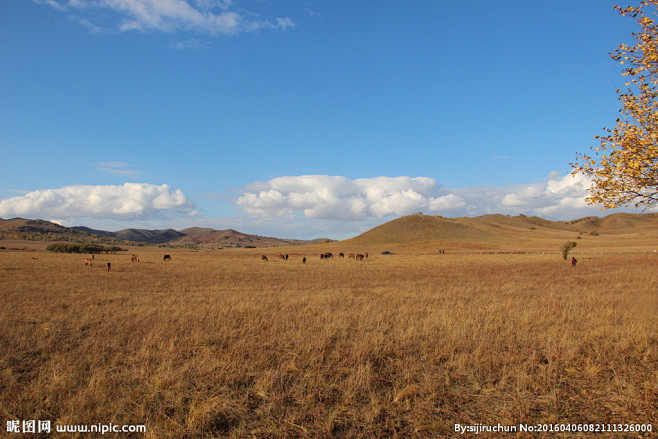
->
[560,241,577,260]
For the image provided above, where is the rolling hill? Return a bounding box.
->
[343,214,495,246]
[73,226,186,244]
[167,229,329,248]
[0,218,101,242]
[562,212,658,233]
[341,212,658,251]
[0,218,330,248]
[1,212,656,251]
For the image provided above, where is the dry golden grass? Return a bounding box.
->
[1,248,656,438]
[342,213,658,254]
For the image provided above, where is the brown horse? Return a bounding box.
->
[84,258,92,267]
[355,254,364,261]
[262,255,268,261]
[131,254,139,262]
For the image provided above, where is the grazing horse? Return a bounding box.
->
[348,253,355,259]
[106,262,111,271]
[355,254,364,261]
[339,253,344,258]
[285,254,289,260]
[163,254,171,261]
[571,257,577,268]
[84,258,92,267]
[262,255,268,261]
[321,252,333,259]
[364,252,368,258]
[277,253,286,260]
[131,254,139,262]
[302,257,306,264]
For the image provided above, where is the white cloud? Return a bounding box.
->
[35,0,294,35]
[172,38,211,50]
[235,173,648,224]
[236,175,466,221]
[499,172,591,212]
[0,183,194,222]
[96,162,144,176]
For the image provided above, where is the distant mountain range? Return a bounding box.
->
[0,218,330,248]
[1,212,657,249]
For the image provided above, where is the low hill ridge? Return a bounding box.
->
[342,212,658,248]
[0,218,330,248]
[1,212,656,249]
[344,214,493,245]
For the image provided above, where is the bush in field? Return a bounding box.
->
[560,241,577,260]
[46,243,122,254]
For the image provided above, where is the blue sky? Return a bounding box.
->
[0,0,650,239]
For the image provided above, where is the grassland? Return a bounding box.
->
[0,247,656,438]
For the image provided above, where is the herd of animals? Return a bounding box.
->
[261,252,369,263]
[82,251,370,270]
[77,251,581,270]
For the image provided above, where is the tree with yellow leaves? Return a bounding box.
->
[572,1,658,209]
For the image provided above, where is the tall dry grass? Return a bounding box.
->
[0,250,656,438]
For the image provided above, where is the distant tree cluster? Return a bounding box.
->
[46,243,122,254]
[0,231,118,244]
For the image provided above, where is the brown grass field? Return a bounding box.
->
[1,239,656,437]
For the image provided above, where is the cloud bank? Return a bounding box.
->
[237,175,466,220]
[0,174,649,239]
[236,173,617,222]
[36,0,294,35]
[0,183,194,223]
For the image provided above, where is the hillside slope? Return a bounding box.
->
[2,213,655,250]
[339,212,658,251]
[343,214,497,246]
[73,226,186,243]
[565,212,658,233]
[168,229,328,248]
[1,218,102,242]
[0,218,330,248]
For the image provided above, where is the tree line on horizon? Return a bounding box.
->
[45,243,123,254]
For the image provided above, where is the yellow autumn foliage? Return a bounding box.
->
[573,1,658,209]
